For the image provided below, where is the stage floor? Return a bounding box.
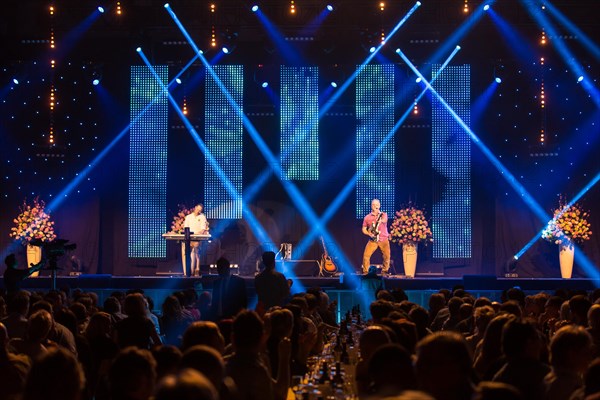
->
[5,274,600,292]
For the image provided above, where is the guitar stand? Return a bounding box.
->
[318,262,339,277]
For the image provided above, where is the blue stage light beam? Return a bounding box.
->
[514,169,600,260]
[427,1,495,65]
[543,1,600,61]
[137,50,275,252]
[4,51,203,258]
[471,79,500,127]
[262,83,279,105]
[293,46,461,260]
[53,7,105,60]
[397,49,549,223]
[251,7,302,65]
[165,4,358,288]
[520,0,600,108]
[299,5,334,36]
[319,1,421,119]
[192,2,418,249]
[46,54,200,212]
[487,9,538,63]
[398,49,600,278]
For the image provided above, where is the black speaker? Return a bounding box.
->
[275,260,320,277]
[462,274,497,290]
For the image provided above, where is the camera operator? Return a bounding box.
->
[3,254,45,296]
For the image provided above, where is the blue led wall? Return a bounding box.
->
[128,65,168,258]
[355,64,395,218]
[204,65,244,219]
[280,66,319,180]
[431,64,472,258]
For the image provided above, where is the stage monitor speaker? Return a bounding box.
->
[463,274,497,290]
[275,260,320,277]
[78,274,112,279]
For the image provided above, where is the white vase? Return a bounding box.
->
[26,244,42,277]
[402,241,418,278]
[558,241,574,279]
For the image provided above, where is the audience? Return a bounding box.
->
[493,318,550,400]
[0,322,31,400]
[225,309,290,400]
[1,291,30,339]
[109,347,157,400]
[545,325,592,400]
[5,272,600,400]
[23,347,85,400]
[114,293,161,349]
[254,251,289,310]
[209,257,248,321]
[154,368,218,400]
[415,331,475,400]
[160,295,192,346]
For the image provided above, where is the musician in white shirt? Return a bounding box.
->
[183,204,208,276]
[361,199,391,274]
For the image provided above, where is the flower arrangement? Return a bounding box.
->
[168,205,193,234]
[9,197,57,245]
[542,198,592,246]
[389,204,433,245]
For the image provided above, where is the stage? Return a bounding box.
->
[0,1,599,294]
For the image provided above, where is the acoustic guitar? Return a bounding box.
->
[368,212,384,242]
[320,236,337,274]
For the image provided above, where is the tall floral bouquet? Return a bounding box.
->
[389,204,433,245]
[10,197,57,245]
[541,198,592,245]
[168,205,192,234]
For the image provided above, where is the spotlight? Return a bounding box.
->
[395,48,400,53]
[251,5,258,12]
[136,47,142,52]
[222,47,229,54]
[504,256,518,276]
[495,77,502,84]
[577,75,584,82]
[92,79,100,86]
[415,77,422,83]
[483,4,490,11]
[12,78,19,85]
[164,3,170,8]
[326,4,333,11]
[330,81,337,88]
[261,82,268,88]
[175,78,182,84]
[369,46,376,53]
[98,6,105,13]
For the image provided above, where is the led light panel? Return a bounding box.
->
[280,66,319,180]
[128,65,168,258]
[356,64,395,218]
[431,64,472,258]
[204,65,244,219]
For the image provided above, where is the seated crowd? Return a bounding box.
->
[2,253,600,400]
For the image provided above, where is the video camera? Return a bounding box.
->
[30,238,77,258]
